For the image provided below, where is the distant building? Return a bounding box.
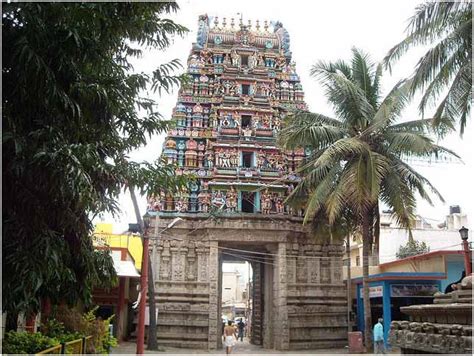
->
[221,264,249,320]
[92,223,142,342]
[349,206,470,266]
[345,206,471,344]
[94,223,143,269]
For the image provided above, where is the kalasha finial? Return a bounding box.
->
[256,19,260,31]
[230,17,235,29]
[248,19,252,30]
[222,17,227,28]
[214,16,219,28]
[264,20,269,32]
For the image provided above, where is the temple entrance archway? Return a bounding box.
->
[150,215,347,351]
[217,242,278,349]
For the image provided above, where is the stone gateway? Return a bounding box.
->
[146,15,347,351]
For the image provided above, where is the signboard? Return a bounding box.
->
[361,285,383,299]
[391,284,439,297]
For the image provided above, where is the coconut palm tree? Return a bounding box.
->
[384,1,472,135]
[278,48,456,350]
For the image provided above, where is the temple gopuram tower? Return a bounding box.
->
[146,15,347,351]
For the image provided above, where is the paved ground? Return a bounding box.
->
[112,338,402,355]
[111,338,350,354]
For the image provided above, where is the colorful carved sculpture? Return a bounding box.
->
[148,15,309,217]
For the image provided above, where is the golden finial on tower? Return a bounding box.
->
[248,19,252,30]
[255,19,260,32]
[222,17,227,29]
[230,17,235,29]
[214,16,219,29]
[264,20,269,32]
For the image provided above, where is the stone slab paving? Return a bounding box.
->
[111,339,349,354]
[112,339,401,355]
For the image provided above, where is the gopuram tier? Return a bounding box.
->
[145,15,347,351]
[148,15,307,216]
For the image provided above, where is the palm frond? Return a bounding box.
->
[432,60,472,135]
[363,79,412,135]
[278,111,347,150]
[311,61,376,127]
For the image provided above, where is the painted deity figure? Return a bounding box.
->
[211,190,226,210]
[257,150,265,168]
[226,186,238,212]
[275,195,285,214]
[230,148,239,167]
[243,126,252,140]
[231,50,240,67]
[198,190,210,213]
[221,151,231,168]
[261,189,273,214]
[175,188,189,213]
[249,52,257,68]
[273,117,281,132]
[223,80,233,95]
[205,150,214,168]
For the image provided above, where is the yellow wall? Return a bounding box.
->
[94,223,143,270]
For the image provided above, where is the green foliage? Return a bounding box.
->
[278,49,456,348]
[384,1,472,135]
[2,331,59,354]
[2,2,189,318]
[51,305,117,354]
[278,48,456,232]
[41,318,84,343]
[396,239,430,259]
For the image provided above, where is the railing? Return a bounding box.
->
[36,336,93,355]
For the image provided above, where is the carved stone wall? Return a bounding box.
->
[149,215,347,351]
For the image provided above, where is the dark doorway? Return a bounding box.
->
[241,84,250,95]
[241,115,252,128]
[242,152,253,168]
[218,242,275,349]
[241,55,249,66]
[241,192,255,213]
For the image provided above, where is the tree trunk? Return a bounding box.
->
[346,239,352,332]
[373,204,380,258]
[129,186,158,350]
[5,310,19,332]
[362,209,373,351]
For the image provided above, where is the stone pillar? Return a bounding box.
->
[251,262,263,345]
[263,261,273,349]
[196,246,209,282]
[275,242,289,350]
[208,241,219,350]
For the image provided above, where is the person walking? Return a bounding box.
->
[223,320,237,354]
[373,318,385,354]
[237,319,245,342]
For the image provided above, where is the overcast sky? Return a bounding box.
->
[97,0,473,233]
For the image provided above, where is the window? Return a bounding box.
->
[356,255,360,267]
[241,84,250,95]
[241,115,252,128]
[242,152,253,168]
[241,192,255,213]
[241,55,249,66]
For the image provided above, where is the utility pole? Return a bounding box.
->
[346,238,352,332]
[129,186,151,354]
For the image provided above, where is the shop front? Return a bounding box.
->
[355,272,444,346]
